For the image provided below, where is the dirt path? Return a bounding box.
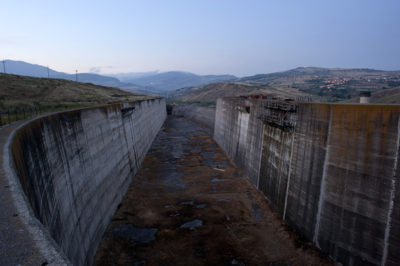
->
[94,116,334,266]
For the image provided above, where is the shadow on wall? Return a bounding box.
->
[214,97,400,266]
[10,99,166,265]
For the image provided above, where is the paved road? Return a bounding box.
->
[94,116,333,266]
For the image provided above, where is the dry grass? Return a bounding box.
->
[344,86,400,104]
[0,73,151,112]
[175,82,311,104]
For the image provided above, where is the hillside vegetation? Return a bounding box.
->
[346,86,400,104]
[3,60,237,95]
[172,67,400,104]
[0,73,149,111]
[238,67,400,100]
[120,71,236,92]
[172,82,311,105]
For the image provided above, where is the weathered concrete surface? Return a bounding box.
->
[1,122,63,266]
[214,97,400,266]
[286,104,331,242]
[214,99,264,186]
[94,116,333,265]
[9,99,166,265]
[171,104,216,129]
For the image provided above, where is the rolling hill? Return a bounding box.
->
[172,67,400,104]
[1,60,127,88]
[2,60,237,94]
[120,71,236,92]
[0,73,148,111]
[346,86,400,104]
[172,82,312,105]
[237,67,400,100]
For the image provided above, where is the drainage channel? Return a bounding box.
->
[93,116,333,266]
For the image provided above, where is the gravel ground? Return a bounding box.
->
[94,116,335,266]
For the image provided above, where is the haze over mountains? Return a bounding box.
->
[1,60,236,94]
[2,60,124,87]
[4,60,400,104]
[112,71,236,92]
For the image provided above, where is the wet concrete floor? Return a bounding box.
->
[94,116,334,266]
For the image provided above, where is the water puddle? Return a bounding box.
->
[190,146,202,153]
[247,191,253,200]
[201,151,218,167]
[163,172,186,189]
[179,200,194,206]
[218,160,229,166]
[233,170,241,178]
[133,259,146,266]
[231,258,246,265]
[110,224,158,243]
[195,204,207,209]
[180,219,203,230]
[192,249,206,258]
[216,196,231,202]
[190,182,203,187]
[211,177,229,183]
[252,203,266,221]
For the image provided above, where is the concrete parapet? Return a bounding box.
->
[8,98,166,265]
[214,98,400,266]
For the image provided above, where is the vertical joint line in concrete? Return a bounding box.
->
[129,116,140,172]
[381,116,400,266]
[257,125,265,189]
[283,132,296,220]
[313,105,333,247]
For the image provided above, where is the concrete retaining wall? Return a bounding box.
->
[10,98,166,266]
[214,97,400,266]
[172,104,216,129]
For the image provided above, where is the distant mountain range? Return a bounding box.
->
[1,60,236,94]
[113,71,236,91]
[6,61,400,103]
[1,60,125,87]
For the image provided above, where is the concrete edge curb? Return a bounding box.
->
[2,116,72,265]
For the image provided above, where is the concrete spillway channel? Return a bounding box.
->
[93,116,333,265]
[5,99,400,265]
[2,100,331,266]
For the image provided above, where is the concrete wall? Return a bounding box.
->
[10,98,166,266]
[214,97,400,266]
[172,104,216,129]
[214,99,264,185]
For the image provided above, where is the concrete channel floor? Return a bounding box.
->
[94,116,334,266]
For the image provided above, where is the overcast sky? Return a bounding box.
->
[2,0,400,77]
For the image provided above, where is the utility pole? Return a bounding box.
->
[76,69,78,82]
[47,66,50,78]
[2,60,6,73]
